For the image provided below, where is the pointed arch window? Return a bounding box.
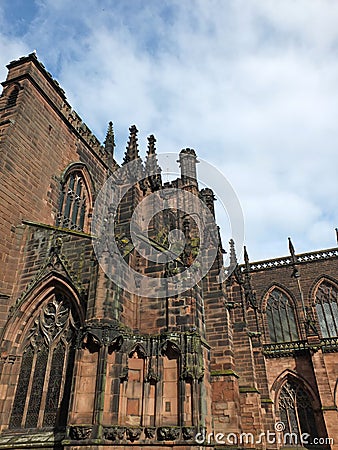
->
[9,293,78,430]
[279,380,318,443]
[56,170,89,232]
[315,280,338,338]
[266,288,299,343]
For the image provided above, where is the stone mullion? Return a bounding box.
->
[178,357,184,426]
[71,178,82,227]
[118,351,129,425]
[51,342,71,426]
[191,378,199,426]
[156,357,163,426]
[110,351,122,424]
[93,342,108,436]
[2,355,18,430]
[65,340,83,425]
[140,358,146,425]
[142,380,150,426]
[36,346,55,428]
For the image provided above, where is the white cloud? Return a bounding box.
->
[1,0,338,261]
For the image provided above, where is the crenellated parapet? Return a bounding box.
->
[60,102,105,156]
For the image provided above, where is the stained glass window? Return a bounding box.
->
[315,281,338,338]
[266,288,298,342]
[9,294,77,430]
[9,347,33,429]
[56,171,88,231]
[43,342,66,427]
[25,344,48,428]
[279,380,318,443]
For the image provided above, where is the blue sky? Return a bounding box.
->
[1,0,338,261]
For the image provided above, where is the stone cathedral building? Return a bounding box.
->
[0,53,337,450]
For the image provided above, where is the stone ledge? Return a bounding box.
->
[210,369,240,378]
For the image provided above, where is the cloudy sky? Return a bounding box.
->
[1,0,338,262]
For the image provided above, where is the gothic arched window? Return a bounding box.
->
[56,170,89,232]
[315,280,338,338]
[279,380,318,443]
[266,288,299,343]
[9,293,78,430]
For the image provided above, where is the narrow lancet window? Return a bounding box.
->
[56,171,89,231]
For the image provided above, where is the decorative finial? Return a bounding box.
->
[104,121,115,155]
[123,125,140,164]
[147,134,156,156]
[229,238,238,268]
[288,237,299,278]
[244,245,250,271]
[288,237,296,260]
[145,135,161,173]
[144,134,162,191]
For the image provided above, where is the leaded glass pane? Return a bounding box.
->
[9,347,34,429]
[25,345,48,428]
[58,345,75,427]
[288,307,298,340]
[43,342,65,427]
[316,281,338,338]
[267,289,298,342]
[267,308,276,342]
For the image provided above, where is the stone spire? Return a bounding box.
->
[104,121,115,157]
[288,236,299,278]
[123,125,140,165]
[142,135,161,192]
[147,134,156,156]
[145,135,161,173]
[243,245,257,309]
[243,245,250,271]
[229,238,238,269]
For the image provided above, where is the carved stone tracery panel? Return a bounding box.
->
[9,293,78,430]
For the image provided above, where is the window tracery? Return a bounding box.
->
[9,294,78,430]
[279,380,318,442]
[56,171,88,231]
[315,280,338,338]
[266,288,298,343]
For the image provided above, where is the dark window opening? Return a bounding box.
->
[315,281,338,338]
[279,380,319,445]
[266,288,299,343]
[56,171,88,231]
